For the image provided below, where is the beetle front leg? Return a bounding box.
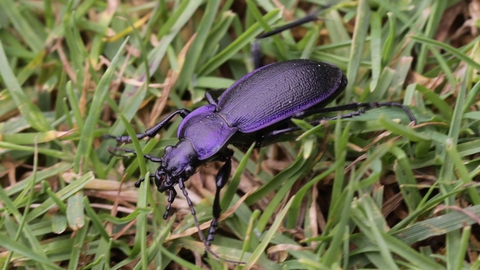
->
[104,108,191,143]
[134,174,154,188]
[206,153,233,246]
[163,188,177,219]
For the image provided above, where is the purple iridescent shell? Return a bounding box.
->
[217,59,347,132]
[178,104,238,160]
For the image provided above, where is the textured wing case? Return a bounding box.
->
[217,59,347,133]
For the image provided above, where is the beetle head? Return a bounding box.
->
[154,139,198,192]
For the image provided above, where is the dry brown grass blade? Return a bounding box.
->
[148,33,197,127]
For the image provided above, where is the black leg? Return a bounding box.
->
[177,177,243,264]
[206,153,233,246]
[257,12,323,39]
[256,102,416,146]
[256,118,330,147]
[293,102,416,124]
[134,175,154,188]
[252,10,324,69]
[164,188,177,219]
[104,108,191,143]
[205,91,217,105]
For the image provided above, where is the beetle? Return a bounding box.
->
[106,11,416,263]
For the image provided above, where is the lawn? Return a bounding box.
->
[1,0,479,269]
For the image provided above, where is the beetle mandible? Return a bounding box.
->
[106,10,416,263]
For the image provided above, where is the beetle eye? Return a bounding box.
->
[184,166,194,176]
[164,146,173,153]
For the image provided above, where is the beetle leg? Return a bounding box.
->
[252,10,324,69]
[104,108,191,143]
[254,113,368,147]
[134,175,155,188]
[207,153,233,246]
[205,89,227,106]
[293,102,416,124]
[107,147,163,162]
[251,41,263,70]
[178,178,215,256]
[257,101,417,147]
[163,188,177,219]
[205,91,218,106]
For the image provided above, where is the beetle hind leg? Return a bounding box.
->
[252,9,326,69]
[256,101,417,147]
[294,101,417,124]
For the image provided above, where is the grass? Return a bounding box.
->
[0,0,479,269]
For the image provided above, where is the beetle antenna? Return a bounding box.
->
[177,178,245,264]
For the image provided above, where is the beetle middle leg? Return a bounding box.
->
[104,108,191,143]
[178,176,243,264]
[206,151,233,246]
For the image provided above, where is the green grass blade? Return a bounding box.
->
[198,9,281,76]
[74,38,128,172]
[0,42,51,132]
[345,0,370,101]
[245,196,295,268]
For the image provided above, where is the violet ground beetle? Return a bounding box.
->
[106,10,417,264]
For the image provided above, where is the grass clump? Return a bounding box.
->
[1,0,479,269]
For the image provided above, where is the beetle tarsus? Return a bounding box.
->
[176,177,244,264]
[134,178,145,188]
[326,108,366,121]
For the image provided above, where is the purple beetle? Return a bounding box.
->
[106,59,415,261]
[106,12,416,264]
